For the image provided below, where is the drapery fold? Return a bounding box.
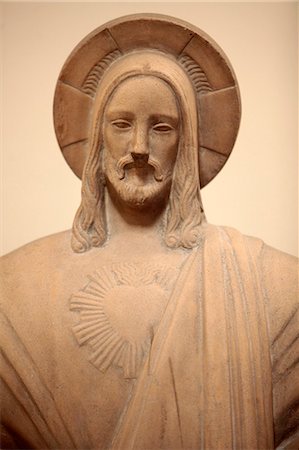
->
[0,312,76,449]
[111,226,273,449]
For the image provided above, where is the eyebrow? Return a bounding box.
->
[105,109,133,117]
[105,111,179,124]
[150,114,179,124]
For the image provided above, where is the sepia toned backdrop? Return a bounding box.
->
[1,1,298,256]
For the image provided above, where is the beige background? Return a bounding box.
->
[1,2,298,256]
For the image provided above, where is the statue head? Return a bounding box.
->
[54,15,241,254]
[71,50,207,253]
[103,74,180,211]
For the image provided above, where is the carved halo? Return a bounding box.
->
[53,13,241,188]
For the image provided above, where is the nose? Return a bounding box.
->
[131,126,149,163]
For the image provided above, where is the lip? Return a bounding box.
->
[124,162,163,182]
[125,165,154,179]
[120,165,156,187]
[125,162,151,170]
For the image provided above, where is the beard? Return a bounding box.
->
[103,150,172,209]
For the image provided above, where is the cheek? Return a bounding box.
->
[150,134,179,169]
[103,127,130,159]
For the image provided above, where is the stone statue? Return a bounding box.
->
[1,14,298,450]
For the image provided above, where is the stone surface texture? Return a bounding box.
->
[1,14,298,450]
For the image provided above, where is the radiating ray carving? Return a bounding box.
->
[70,262,176,378]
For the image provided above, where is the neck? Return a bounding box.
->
[105,188,167,241]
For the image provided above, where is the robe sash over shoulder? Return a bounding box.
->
[111,226,274,450]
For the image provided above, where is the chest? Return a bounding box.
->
[69,255,186,379]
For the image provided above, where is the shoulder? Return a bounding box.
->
[203,224,298,314]
[261,243,298,288]
[0,230,111,309]
[207,224,297,263]
[1,230,73,268]
[203,223,265,258]
[223,225,298,316]
[0,231,74,305]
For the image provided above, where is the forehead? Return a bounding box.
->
[105,75,179,117]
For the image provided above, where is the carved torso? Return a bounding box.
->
[1,226,298,449]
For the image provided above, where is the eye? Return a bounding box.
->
[152,123,174,133]
[111,120,132,130]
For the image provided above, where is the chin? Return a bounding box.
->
[106,173,171,210]
[104,154,172,209]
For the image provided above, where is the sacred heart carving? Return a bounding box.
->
[70,263,174,378]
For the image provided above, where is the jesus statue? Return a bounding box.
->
[1,14,298,450]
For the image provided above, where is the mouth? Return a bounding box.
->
[123,163,156,186]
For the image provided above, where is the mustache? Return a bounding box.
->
[116,154,164,182]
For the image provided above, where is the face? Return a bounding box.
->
[102,75,180,207]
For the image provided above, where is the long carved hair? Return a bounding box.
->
[71,50,210,253]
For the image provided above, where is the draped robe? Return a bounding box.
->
[0,225,298,449]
